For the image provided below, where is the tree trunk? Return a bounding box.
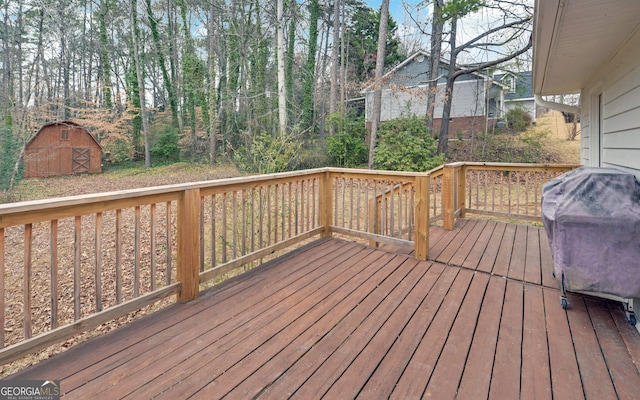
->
[426,0,443,136]
[286,2,296,126]
[302,0,319,134]
[437,16,458,155]
[98,0,113,111]
[367,0,390,169]
[328,0,340,136]
[276,0,287,136]
[145,0,180,128]
[130,0,151,167]
[208,1,217,164]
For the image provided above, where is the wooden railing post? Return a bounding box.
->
[368,198,379,248]
[414,175,430,260]
[443,164,456,230]
[458,165,466,218]
[320,171,333,237]
[177,188,201,302]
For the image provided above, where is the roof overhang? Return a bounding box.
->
[533,0,640,96]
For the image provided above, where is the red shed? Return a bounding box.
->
[24,121,102,178]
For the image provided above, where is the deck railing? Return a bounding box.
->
[0,163,578,365]
[440,162,579,228]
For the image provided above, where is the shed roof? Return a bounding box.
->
[27,121,102,149]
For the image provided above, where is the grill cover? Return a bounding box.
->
[541,167,640,298]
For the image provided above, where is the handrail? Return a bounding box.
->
[0,163,578,366]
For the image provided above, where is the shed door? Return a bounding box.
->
[72,148,90,173]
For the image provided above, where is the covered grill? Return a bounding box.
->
[541,167,640,315]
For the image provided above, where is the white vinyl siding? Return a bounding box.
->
[365,79,487,122]
[582,27,640,178]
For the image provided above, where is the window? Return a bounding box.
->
[505,76,516,93]
[61,129,69,140]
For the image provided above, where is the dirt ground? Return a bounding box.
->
[534,110,581,164]
[8,162,241,203]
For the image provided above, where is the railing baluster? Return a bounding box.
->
[95,213,103,311]
[356,180,361,232]
[259,188,264,249]
[276,183,287,242]
[50,221,58,329]
[303,179,307,233]
[134,206,141,297]
[165,202,172,286]
[250,188,255,253]
[242,190,247,256]
[306,179,311,231]
[381,181,387,236]
[491,171,496,211]
[389,182,395,237]
[74,216,81,321]
[211,195,216,269]
[232,191,237,260]
[150,204,156,291]
[500,172,504,213]
[267,186,271,246]
[483,170,488,212]
[274,184,279,243]
[288,181,292,239]
[341,178,346,228]
[517,172,521,213]
[222,192,228,263]
[365,180,370,233]
[398,183,403,239]
[312,178,317,227]
[24,224,32,338]
[349,178,354,230]
[200,198,205,272]
[525,172,530,215]
[116,209,122,304]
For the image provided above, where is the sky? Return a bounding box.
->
[363,0,534,68]
[366,0,432,52]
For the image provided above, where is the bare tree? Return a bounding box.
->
[276,0,287,136]
[436,0,533,155]
[129,0,151,167]
[368,0,390,169]
[426,0,444,136]
[328,0,340,136]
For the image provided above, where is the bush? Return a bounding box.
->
[374,117,445,171]
[234,131,302,174]
[326,113,368,167]
[505,107,532,133]
[150,125,181,163]
[295,139,333,170]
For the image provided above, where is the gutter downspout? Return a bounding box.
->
[534,94,580,115]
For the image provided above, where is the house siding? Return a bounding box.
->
[365,79,488,123]
[581,26,640,178]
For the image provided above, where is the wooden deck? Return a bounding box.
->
[10,219,640,399]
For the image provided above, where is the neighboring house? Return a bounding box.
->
[533,0,640,177]
[24,121,102,178]
[362,50,505,137]
[494,71,538,122]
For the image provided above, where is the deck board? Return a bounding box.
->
[489,279,524,399]
[568,293,620,399]
[586,299,640,400]
[456,275,506,399]
[9,219,640,399]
